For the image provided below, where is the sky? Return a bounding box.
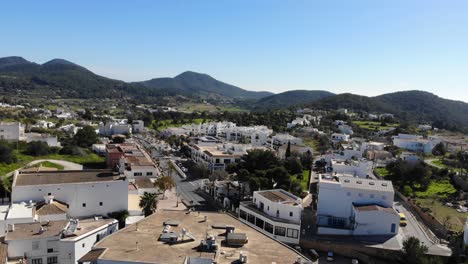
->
[1,0,468,102]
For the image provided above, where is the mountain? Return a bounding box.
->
[253,90,335,110]
[0,57,272,101]
[138,71,272,99]
[311,91,468,130]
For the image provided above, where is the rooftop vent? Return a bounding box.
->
[344,179,350,183]
[369,182,375,185]
[356,181,362,184]
[382,183,388,187]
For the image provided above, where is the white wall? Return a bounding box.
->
[253,191,302,222]
[0,122,24,141]
[12,180,129,218]
[353,210,399,235]
[59,222,118,264]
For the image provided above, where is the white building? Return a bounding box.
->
[98,122,132,136]
[239,189,303,244]
[271,134,303,148]
[190,142,266,172]
[0,122,25,141]
[34,120,56,129]
[106,143,160,180]
[131,120,147,133]
[393,134,441,153]
[330,159,373,178]
[331,133,350,143]
[11,170,129,219]
[287,117,310,129]
[25,133,61,147]
[5,218,118,264]
[224,125,273,146]
[399,152,421,163]
[182,121,236,136]
[316,174,399,236]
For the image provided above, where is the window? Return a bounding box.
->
[96,234,101,242]
[47,257,57,264]
[267,206,270,211]
[287,228,299,239]
[99,202,103,206]
[274,226,286,236]
[370,194,375,198]
[265,222,274,234]
[289,212,293,217]
[358,193,363,198]
[239,210,247,220]
[255,217,264,229]
[276,210,280,217]
[259,202,264,211]
[47,248,53,253]
[82,203,86,207]
[391,223,396,233]
[146,172,153,176]
[31,259,42,264]
[134,172,143,176]
[82,243,86,248]
[32,241,40,250]
[247,214,255,224]
[48,193,51,196]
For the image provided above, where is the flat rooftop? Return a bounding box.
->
[14,170,124,187]
[319,174,393,192]
[92,210,308,264]
[256,189,300,204]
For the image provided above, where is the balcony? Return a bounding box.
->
[240,201,300,225]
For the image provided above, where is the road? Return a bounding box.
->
[394,202,451,256]
[159,158,215,211]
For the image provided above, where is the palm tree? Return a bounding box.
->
[155,175,176,199]
[139,192,158,217]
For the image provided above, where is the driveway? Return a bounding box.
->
[26,159,83,170]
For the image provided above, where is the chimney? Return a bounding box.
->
[8,224,15,232]
[44,195,54,204]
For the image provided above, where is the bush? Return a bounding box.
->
[59,145,87,156]
[0,141,17,164]
[25,141,50,156]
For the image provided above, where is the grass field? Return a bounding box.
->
[374,167,390,178]
[303,138,319,151]
[353,121,399,131]
[416,198,468,231]
[292,170,311,191]
[414,180,457,198]
[179,103,249,113]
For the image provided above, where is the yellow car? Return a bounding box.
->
[399,213,408,227]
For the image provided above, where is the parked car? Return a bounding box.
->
[327,251,334,262]
[399,213,408,226]
[308,249,319,260]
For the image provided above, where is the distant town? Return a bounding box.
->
[0,98,467,264]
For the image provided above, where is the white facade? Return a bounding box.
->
[11,170,129,219]
[393,134,441,153]
[271,134,303,148]
[224,125,272,146]
[331,159,373,178]
[0,122,25,141]
[331,133,350,143]
[25,133,61,147]
[132,120,147,133]
[400,152,421,163]
[182,121,236,136]
[5,218,118,264]
[239,189,302,244]
[99,122,132,136]
[316,174,398,236]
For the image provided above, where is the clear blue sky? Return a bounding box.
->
[1,0,468,102]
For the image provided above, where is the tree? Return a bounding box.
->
[285,141,291,158]
[139,192,158,217]
[284,158,303,175]
[154,175,176,199]
[0,141,16,164]
[108,210,129,229]
[25,141,50,156]
[432,142,447,156]
[401,237,428,264]
[301,150,313,169]
[240,149,279,173]
[73,125,98,148]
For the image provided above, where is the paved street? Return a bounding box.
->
[159,158,215,211]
